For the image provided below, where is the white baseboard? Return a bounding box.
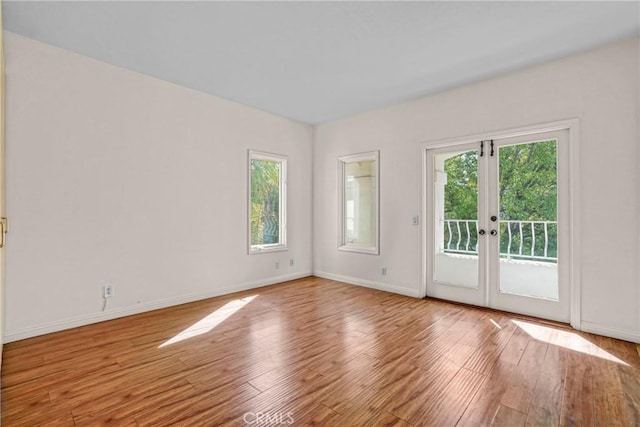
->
[314,272,640,344]
[580,321,640,344]
[4,272,312,343]
[9,272,636,345]
[313,271,422,298]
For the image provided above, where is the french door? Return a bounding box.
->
[425,129,569,322]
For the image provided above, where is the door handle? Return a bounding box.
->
[478,229,486,235]
[490,230,497,236]
[0,218,7,248]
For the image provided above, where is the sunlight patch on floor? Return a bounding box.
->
[489,319,502,329]
[159,295,258,348]
[512,319,628,365]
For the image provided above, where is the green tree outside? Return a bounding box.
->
[250,159,280,245]
[443,140,558,260]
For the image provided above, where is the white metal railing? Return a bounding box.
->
[444,219,479,255]
[443,219,557,262]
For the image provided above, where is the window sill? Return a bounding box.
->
[249,245,288,254]
[338,245,379,255]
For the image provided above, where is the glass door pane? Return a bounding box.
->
[497,140,558,300]
[433,149,480,288]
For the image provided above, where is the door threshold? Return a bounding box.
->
[423,295,572,331]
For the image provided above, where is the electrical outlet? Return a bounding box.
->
[104,284,114,298]
[275,261,280,270]
[381,267,387,276]
[289,259,294,267]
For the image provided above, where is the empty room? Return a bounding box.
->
[1,1,639,426]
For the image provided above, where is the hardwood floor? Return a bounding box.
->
[2,277,639,426]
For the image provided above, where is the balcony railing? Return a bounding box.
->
[443,219,557,262]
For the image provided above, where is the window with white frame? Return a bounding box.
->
[339,151,379,254]
[248,150,287,253]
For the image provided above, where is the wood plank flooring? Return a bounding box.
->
[2,277,639,426]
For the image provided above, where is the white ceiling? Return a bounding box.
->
[4,1,639,124]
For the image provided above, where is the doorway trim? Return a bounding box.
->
[0,1,6,359]
[420,118,581,330]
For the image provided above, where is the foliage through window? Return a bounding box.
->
[249,151,287,253]
[443,140,558,261]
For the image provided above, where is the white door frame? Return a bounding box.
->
[0,2,6,354]
[420,119,581,329]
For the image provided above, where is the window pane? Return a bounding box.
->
[434,149,479,288]
[498,139,559,300]
[344,160,376,247]
[250,158,281,246]
[339,151,379,254]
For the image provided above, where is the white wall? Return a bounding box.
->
[5,32,639,344]
[4,32,314,342]
[314,37,640,342]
